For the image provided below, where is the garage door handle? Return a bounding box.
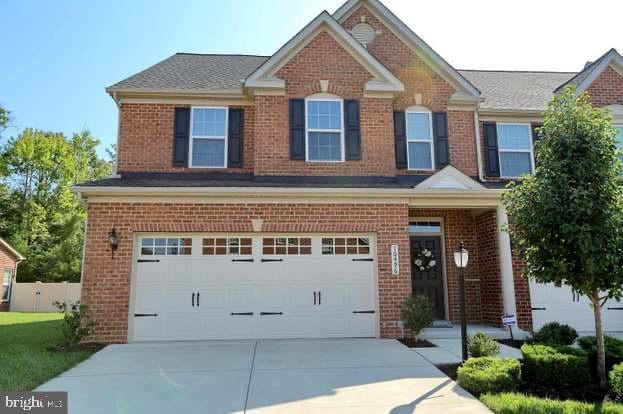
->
[134,313,158,317]
[314,291,316,305]
[353,310,375,314]
[137,259,160,263]
[231,312,254,316]
[232,259,254,262]
[260,312,283,315]
[352,258,374,262]
[196,292,200,307]
[318,291,321,305]
[608,307,623,310]
[531,307,546,310]
[261,259,283,262]
[192,292,195,307]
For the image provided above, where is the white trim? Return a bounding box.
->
[559,49,623,93]
[244,11,403,93]
[0,238,24,261]
[188,106,229,169]
[415,165,485,191]
[304,97,345,162]
[497,206,517,317]
[333,0,480,99]
[496,122,535,179]
[405,109,435,171]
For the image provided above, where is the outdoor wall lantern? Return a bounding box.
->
[108,226,119,258]
[454,240,469,362]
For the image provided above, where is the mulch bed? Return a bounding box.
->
[47,342,106,353]
[397,338,436,348]
[496,338,526,349]
[436,363,460,380]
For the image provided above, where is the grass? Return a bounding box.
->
[0,312,98,391]
[481,393,623,414]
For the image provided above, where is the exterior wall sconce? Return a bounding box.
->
[108,226,119,258]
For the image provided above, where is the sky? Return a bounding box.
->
[2,0,622,158]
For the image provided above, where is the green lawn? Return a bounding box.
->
[0,312,99,391]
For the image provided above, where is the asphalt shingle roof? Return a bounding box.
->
[458,70,576,111]
[108,53,269,91]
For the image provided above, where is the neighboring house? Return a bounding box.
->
[74,0,623,343]
[0,238,24,311]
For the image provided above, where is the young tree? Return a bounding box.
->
[502,87,623,388]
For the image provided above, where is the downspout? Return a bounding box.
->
[474,110,485,181]
[111,91,121,178]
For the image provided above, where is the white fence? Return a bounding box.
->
[9,281,81,312]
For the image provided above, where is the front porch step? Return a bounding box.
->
[419,324,530,340]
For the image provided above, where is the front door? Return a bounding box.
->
[410,236,445,319]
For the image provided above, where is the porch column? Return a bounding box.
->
[496,205,517,317]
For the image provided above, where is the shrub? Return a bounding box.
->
[457,357,520,395]
[54,301,95,347]
[578,336,623,374]
[530,322,578,346]
[468,332,501,357]
[611,363,623,401]
[401,295,434,339]
[521,344,590,389]
[480,392,623,414]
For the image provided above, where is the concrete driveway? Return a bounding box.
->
[38,339,490,414]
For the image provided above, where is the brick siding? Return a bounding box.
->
[586,66,623,107]
[0,245,18,311]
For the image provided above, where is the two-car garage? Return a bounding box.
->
[130,234,378,341]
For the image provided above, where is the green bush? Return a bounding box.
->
[611,363,623,401]
[530,322,578,346]
[578,336,623,374]
[457,357,520,395]
[469,332,501,357]
[54,301,95,346]
[481,392,623,414]
[401,295,434,339]
[521,344,590,389]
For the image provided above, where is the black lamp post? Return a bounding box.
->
[454,240,469,362]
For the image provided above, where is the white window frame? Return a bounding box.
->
[2,267,13,303]
[496,122,535,179]
[305,97,345,162]
[405,109,435,171]
[188,106,228,168]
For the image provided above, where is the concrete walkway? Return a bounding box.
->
[413,338,522,365]
[37,339,491,414]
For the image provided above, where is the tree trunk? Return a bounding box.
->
[590,290,607,389]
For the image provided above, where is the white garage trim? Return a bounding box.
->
[129,233,379,341]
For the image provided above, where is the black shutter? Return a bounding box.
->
[289,99,305,160]
[483,122,500,177]
[432,112,449,168]
[394,111,407,168]
[227,108,244,168]
[344,100,361,160]
[173,107,190,167]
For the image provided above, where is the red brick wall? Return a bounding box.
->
[408,208,497,324]
[511,251,532,330]
[476,211,504,325]
[117,103,255,173]
[82,202,411,343]
[586,66,623,107]
[448,111,478,177]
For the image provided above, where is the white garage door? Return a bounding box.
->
[130,234,377,341]
[530,281,623,333]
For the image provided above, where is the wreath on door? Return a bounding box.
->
[414,248,436,271]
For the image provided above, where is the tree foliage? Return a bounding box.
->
[0,129,112,282]
[502,86,623,388]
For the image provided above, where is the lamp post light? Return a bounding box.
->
[454,240,469,362]
[108,226,119,259]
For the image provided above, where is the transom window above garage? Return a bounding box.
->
[141,238,192,256]
[262,237,312,255]
[203,237,252,255]
[322,237,370,255]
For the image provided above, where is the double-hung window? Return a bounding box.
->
[306,98,344,162]
[406,111,434,170]
[190,107,228,168]
[615,125,623,160]
[497,123,534,178]
[2,268,12,302]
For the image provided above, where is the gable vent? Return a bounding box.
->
[351,23,375,48]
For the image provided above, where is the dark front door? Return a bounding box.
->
[410,236,445,319]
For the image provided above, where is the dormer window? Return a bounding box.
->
[497,123,534,178]
[406,109,434,170]
[305,97,344,162]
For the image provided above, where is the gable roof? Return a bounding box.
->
[414,165,485,191]
[107,54,268,94]
[333,0,481,101]
[0,238,25,261]
[459,70,576,112]
[244,11,404,93]
[555,48,623,93]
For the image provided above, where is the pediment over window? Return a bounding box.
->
[414,165,485,191]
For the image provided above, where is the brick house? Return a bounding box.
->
[75,0,623,343]
[0,238,24,311]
